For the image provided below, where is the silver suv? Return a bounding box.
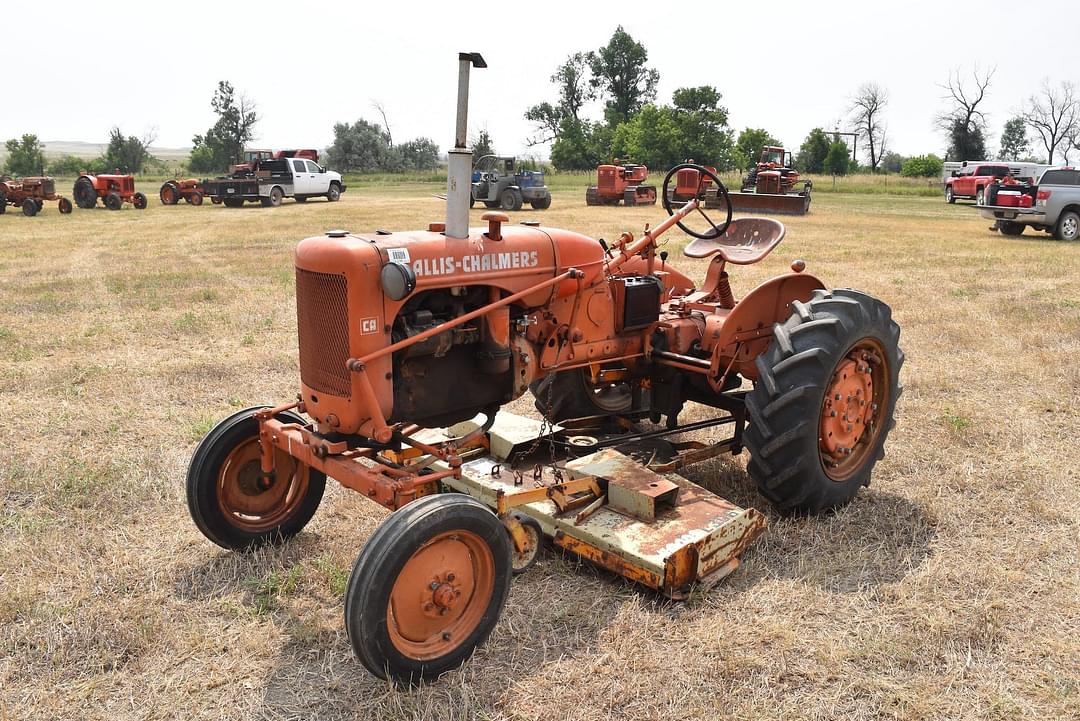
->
[979,167,1080,240]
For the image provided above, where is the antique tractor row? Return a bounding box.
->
[0,176,73,216]
[186,54,903,687]
[73,172,148,210]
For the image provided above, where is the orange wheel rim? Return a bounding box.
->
[387,530,495,660]
[216,438,309,531]
[819,338,890,482]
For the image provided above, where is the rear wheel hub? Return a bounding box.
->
[819,340,889,481]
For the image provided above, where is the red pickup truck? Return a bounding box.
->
[945,163,1012,205]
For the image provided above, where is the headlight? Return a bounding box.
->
[380,262,416,301]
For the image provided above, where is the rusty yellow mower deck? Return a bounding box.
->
[423,412,765,598]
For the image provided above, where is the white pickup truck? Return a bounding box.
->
[201,157,346,207]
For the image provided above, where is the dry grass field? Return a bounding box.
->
[1,181,1078,721]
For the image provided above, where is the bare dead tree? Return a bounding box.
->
[372,100,393,147]
[848,83,888,171]
[936,67,994,159]
[1023,80,1079,165]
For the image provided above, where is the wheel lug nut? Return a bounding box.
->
[430,582,439,590]
[834,394,841,401]
[442,632,451,641]
[830,410,837,417]
[440,608,448,616]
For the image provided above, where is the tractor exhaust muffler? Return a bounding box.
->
[446,52,487,239]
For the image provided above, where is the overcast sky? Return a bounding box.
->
[6,1,1079,161]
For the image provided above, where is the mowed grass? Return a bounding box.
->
[1,182,1078,721]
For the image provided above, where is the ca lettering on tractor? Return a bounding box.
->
[186,53,903,686]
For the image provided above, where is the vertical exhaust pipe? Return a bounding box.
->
[446,52,487,239]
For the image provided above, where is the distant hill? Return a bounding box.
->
[23,141,192,161]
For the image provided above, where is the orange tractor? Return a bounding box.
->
[0,176,73,216]
[585,161,657,206]
[186,55,903,686]
[707,146,812,215]
[73,172,147,210]
[665,161,717,203]
[159,178,204,206]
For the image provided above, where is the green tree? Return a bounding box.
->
[588,26,659,126]
[610,104,682,169]
[190,81,258,172]
[900,154,943,178]
[471,129,494,159]
[998,116,1029,161]
[396,138,440,171]
[326,119,392,172]
[47,154,87,176]
[735,128,780,170]
[102,127,154,173]
[798,128,831,174]
[946,116,988,161]
[880,152,905,174]
[3,134,45,176]
[825,141,851,176]
[550,120,611,171]
[525,52,593,145]
[670,86,736,170]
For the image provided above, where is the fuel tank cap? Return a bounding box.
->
[326,229,350,237]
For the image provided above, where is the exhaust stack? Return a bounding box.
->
[446,52,487,239]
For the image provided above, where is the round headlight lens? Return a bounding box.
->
[380,262,416,301]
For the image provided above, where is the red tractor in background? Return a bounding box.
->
[666,161,717,203]
[229,148,319,175]
[586,161,658,206]
[73,172,147,210]
[0,176,73,216]
[159,178,204,206]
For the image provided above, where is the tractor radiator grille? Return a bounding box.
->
[42,178,55,195]
[295,269,351,397]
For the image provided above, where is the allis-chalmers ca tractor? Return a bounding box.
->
[0,176,73,216]
[73,172,148,210]
[187,55,903,685]
[585,161,658,206]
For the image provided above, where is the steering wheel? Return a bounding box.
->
[662,163,732,239]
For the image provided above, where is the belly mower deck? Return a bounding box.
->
[426,412,766,598]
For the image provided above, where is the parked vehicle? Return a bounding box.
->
[200,156,345,207]
[585,162,657,206]
[159,179,204,206]
[944,161,1049,204]
[73,172,147,210]
[977,166,1080,240]
[942,160,1048,187]
[470,155,551,210]
[0,176,73,216]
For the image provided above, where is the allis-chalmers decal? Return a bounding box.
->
[404,250,540,277]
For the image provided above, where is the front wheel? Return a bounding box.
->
[186,406,326,550]
[744,289,903,514]
[530,194,551,210]
[975,187,985,206]
[499,188,523,211]
[58,197,73,214]
[345,493,512,686]
[530,367,634,421]
[133,192,148,210]
[945,186,955,204]
[326,184,341,202]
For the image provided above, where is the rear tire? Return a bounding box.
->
[160,182,179,205]
[1054,210,1079,241]
[223,198,244,208]
[344,494,511,686]
[530,194,551,210]
[267,186,283,207]
[0,191,5,213]
[999,221,1024,236]
[22,198,38,217]
[744,289,903,514]
[74,176,97,209]
[186,406,326,550]
[975,187,985,206]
